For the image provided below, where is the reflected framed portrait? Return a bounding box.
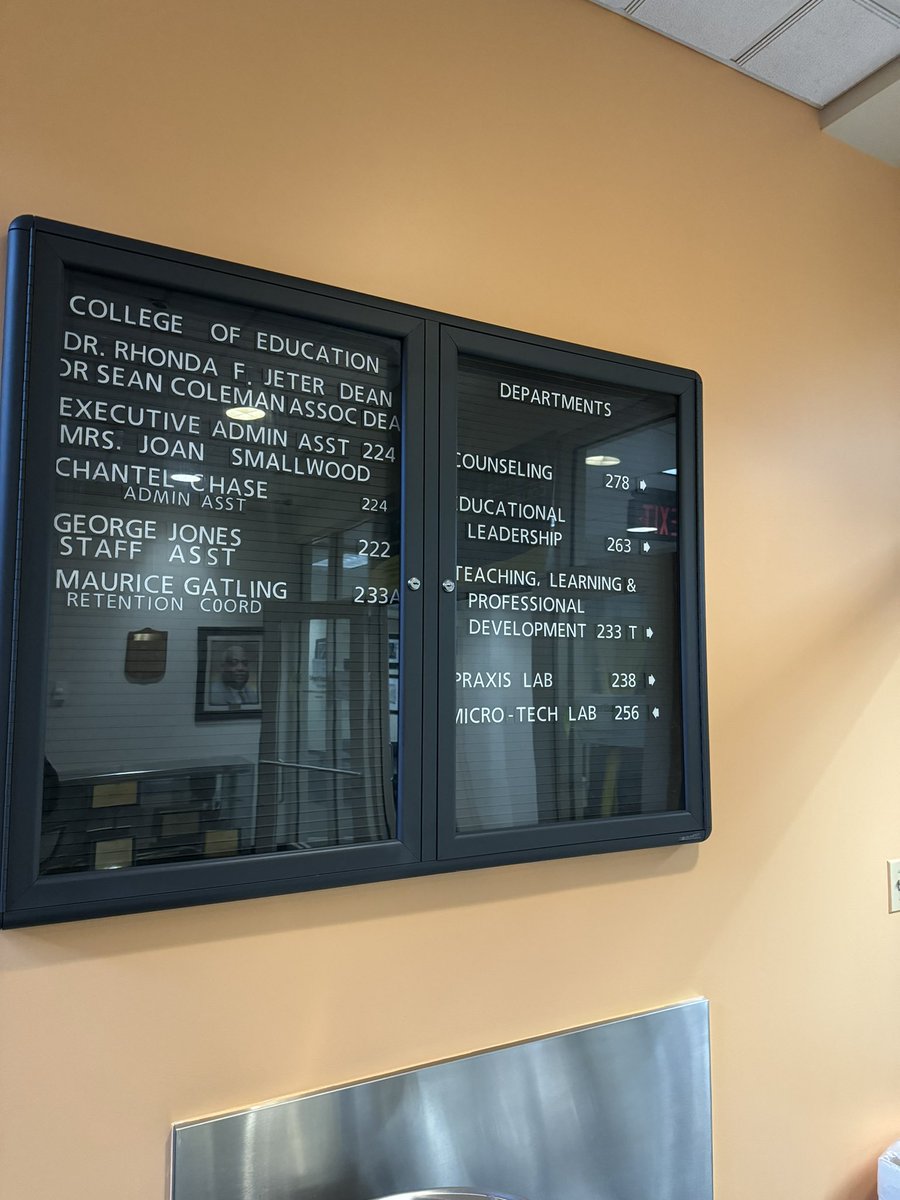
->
[309,635,327,686]
[196,628,263,721]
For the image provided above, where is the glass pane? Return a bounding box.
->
[455,354,682,833]
[40,271,402,875]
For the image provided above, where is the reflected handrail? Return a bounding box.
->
[259,758,362,777]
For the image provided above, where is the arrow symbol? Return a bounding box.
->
[651,706,660,719]
[639,479,647,491]
[645,627,654,639]
[648,674,656,686]
[642,541,651,553]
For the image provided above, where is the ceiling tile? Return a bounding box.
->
[621,0,798,60]
[740,0,900,105]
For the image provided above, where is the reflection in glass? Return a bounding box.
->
[455,355,683,834]
[40,272,402,875]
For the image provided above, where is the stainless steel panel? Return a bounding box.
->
[172,999,711,1200]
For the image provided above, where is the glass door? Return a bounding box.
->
[3,227,425,923]
[437,326,707,861]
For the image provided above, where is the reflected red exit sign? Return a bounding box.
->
[628,488,678,539]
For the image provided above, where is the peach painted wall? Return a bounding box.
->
[1,2,899,1198]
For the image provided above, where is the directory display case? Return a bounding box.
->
[0,218,708,924]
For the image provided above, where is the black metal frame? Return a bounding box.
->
[0,217,709,925]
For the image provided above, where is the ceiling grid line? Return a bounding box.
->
[851,0,900,30]
[735,0,827,66]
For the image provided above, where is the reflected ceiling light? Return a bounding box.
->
[585,454,620,466]
[626,526,657,533]
[225,406,266,421]
[662,467,677,475]
[312,554,370,569]
[170,472,203,483]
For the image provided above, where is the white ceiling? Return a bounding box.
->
[587,0,900,166]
